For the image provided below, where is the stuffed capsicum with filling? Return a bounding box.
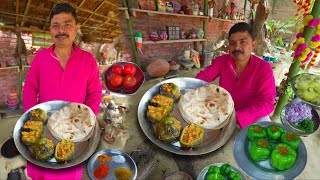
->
[271,143,297,170]
[280,132,301,150]
[267,124,284,141]
[250,138,272,161]
[247,125,266,141]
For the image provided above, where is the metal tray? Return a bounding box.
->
[13,101,100,169]
[233,121,307,180]
[86,149,137,180]
[137,77,237,155]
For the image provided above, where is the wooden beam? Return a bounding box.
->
[0,11,117,32]
[20,0,31,27]
[15,0,20,23]
[47,0,120,21]
[76,0,87,12]
[104,0,118,8]
[0,25,48,33]
[82,1,105,26]
[1,10,44,22]
[90,11,122,33]
[0,13,117,31]
[42,2,57,31]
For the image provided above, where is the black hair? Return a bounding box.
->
[228,22,255,40]
[50,3,77,23]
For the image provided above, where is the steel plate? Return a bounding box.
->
[13,101,100,169]
[137,77,237,155]
[280,99,320,136]
[291,73,320,110]
[196,163,246,180]
[86,149,137,180]
[233,121,307,180]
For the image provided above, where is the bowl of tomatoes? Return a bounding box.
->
[104,61,145,95]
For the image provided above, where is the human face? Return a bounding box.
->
[50,12,78,48]
[228,31,256,63]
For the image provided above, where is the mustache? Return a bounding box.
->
[55,33,69,38]
[232,50,244,54]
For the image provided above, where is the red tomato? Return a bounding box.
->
[123,75,137,90]
[109,74,123,88]
[123,64,137,76]
[112,65,123,75]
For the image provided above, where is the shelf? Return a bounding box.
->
[0,66,19,70]
[22,65,31,70]
[131,8,209,19]
[209,17,246,23]
[143,39,206,45]
[118,7,128,11]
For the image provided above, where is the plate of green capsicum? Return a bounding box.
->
[196,163,246,180]
[233,121,307,180]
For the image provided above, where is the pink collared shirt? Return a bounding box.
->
[23,44,102,115]
[196,54,276,128]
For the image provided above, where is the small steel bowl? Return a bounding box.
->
[103,61,145,95]
[280,99,320,136]
[290,73,320,110]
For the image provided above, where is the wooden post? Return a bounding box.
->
[201,0,209,57]
[16,25,23,104]
[244,0,248,18]
[273,0,320,117]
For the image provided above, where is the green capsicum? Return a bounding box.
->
[207,165,220,174]
[280,132,301,150]
[270,143,297,170]
[220,163,231,176]
[206,173,224,180]
[228,171,242,180]
[247,125,266,141]
[267,124,284,141]
[250,138,272,161]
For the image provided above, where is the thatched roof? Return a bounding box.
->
[0,0,123,43]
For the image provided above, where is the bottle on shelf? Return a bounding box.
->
[7,86,19,110]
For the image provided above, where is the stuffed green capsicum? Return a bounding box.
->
[207,165,220,174]
[267,124,284,141]
[220,163,231,175]
[250,138,272,161]
[247,125,266,141]
[280,132,301,150]
[206,173,224,180]
[228,171,242,180]
[270,143,297,170]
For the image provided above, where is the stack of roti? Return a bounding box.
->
[178,83,234,130]
[47,103,96,142]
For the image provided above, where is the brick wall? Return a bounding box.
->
[0,67,20,104]
[120,4,237,69]
[0,31,33,105]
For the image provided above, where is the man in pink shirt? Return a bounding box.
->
[23,3,102,179]
[196,22,276,128]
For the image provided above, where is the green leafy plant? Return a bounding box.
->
[266,18,296,47]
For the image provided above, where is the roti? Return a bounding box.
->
[178,83,234,130]
[47,103,96,142]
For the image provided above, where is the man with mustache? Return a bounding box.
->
[23,3,102,180]
[196,22,276,128]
